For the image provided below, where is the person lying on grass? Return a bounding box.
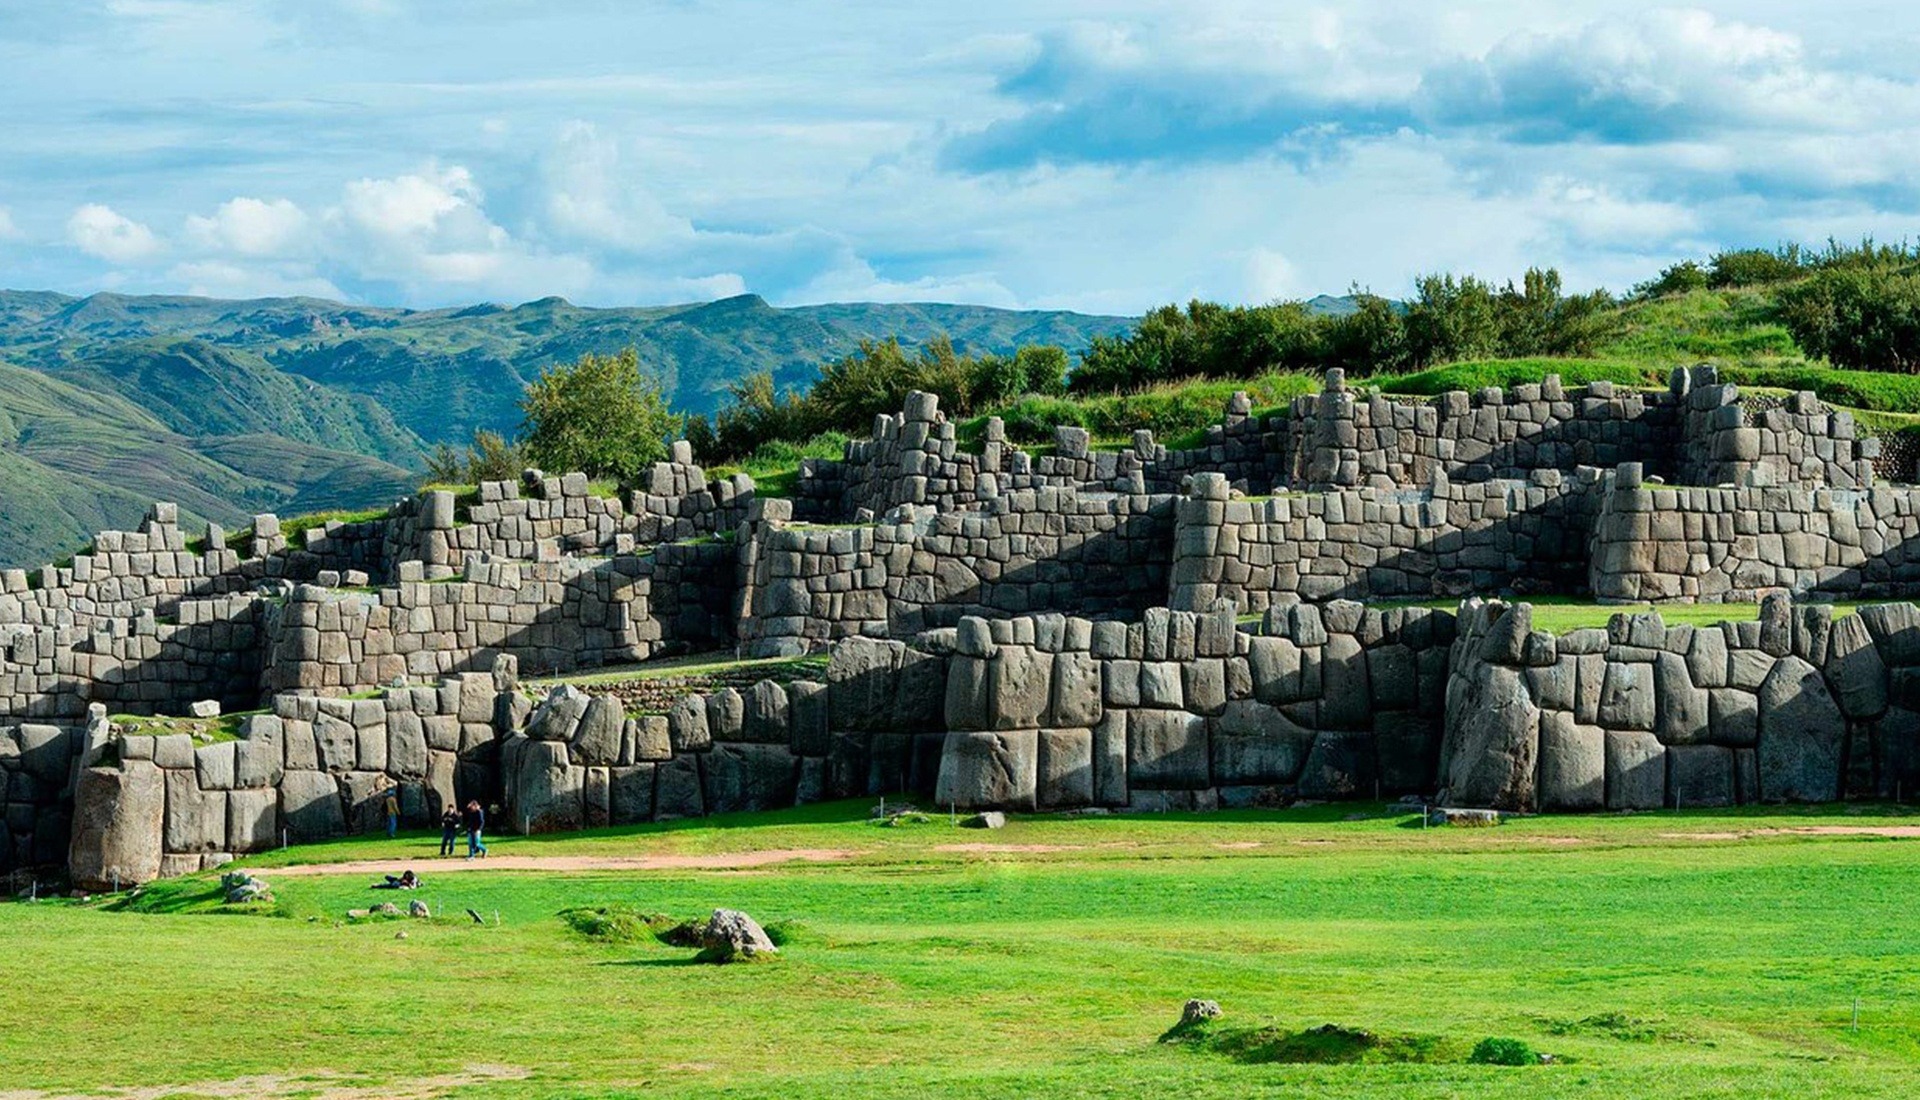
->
[371,870,420,890]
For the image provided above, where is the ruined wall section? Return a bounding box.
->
[1170,470,1605,612]
[1437,596,1920,813]
[934,603,1454,812]
[1589,465,1920,602]
[259,546,736,696]
[67,671,503,891]
[739,486,1175,657]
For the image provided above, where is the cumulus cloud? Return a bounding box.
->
[184,197,310,257]
[540,121,694,253]
[1416,10,1917,143]
[67,203,162,263]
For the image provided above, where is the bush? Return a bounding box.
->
[520,347,680,481]
[1634,260,1709,298]
[423,429,524,486]
[1469,1037,1539,1066]
[1777,267,1920,372]
[1708,246,1809,288]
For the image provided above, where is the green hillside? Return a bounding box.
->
[0,359,416,567]
[0,289,1130,569]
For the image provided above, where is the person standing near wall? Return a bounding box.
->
[439,805,461,856]
[463,799,488,859]
[384,787,400,840]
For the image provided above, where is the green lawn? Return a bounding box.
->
[1371,597,1865,635]
[9,801,1920,1098]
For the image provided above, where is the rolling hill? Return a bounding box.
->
[0,289,1132,567]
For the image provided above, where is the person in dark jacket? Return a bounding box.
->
[438,806,460,857]
[463,800,487,859]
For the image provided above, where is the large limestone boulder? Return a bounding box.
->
[280,770,345,842]
[1298,730,1375,799]
[163,770,227,853]
[1605,730,1665,810]
[1537,712,1604,811]
[68,762,165,891]
[1210,699,1315,786]
[1442,664,1539,810]
[514,740,583,832]
[1036,728,1094,809]
[1667,744,1735,808]
[1826,613,1889,721]
[526,685,590,742]
[698,908,777,962]
[935,731,1039,811]
[701,744,799,814]
[571,695,624,766]
[989,647,1052,731]
[1757,656,1844,802]
[1126,710,1210,790]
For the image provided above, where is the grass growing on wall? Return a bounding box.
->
[12,800,1920,1097]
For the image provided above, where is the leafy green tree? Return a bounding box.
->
[1633,260,1709,299]
[1404,274,1502,367]
[1708,246,1806,288]
[1778,267,1920,372]
[425,429,527,485]
[519,347,680,481]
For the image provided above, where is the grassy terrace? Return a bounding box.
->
[9,799,1920,1097]
[527,651,829,688]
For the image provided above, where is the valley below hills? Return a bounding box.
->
[0,289,1131,568]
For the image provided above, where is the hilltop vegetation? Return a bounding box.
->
[689,239,1920,472]
[0,291,1128,567]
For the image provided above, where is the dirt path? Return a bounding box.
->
[267,848,859,876]
[1660,825,1920,841]
[0,1063,527,1100]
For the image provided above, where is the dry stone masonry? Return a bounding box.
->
[19,364,1920,886]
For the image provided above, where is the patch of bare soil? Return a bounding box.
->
[1659,825,1920,841]
[931,843,1086,853]
[0,1063,527,1100]
[268,848,858,876]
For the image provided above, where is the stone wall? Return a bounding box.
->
[0,595,264,720]
[1679,370,1878,489]
[1437,596,1920,812]
[739,487,1175,656]
[499,635,949,831]
[1170,470,1604,612]
[67,671,503,891]
[0,708,97,873]
[259,546,736,696]
[933,603,1454,812]
[1589,466,1920,602]
[1281,370,1685,490]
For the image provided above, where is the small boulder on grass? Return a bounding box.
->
[697,908,777,963]
[961,811,1006,830]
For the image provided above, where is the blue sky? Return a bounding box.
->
[1,0,1916,314]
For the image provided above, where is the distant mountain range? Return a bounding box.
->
[0,290,1134,568]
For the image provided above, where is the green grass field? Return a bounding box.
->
[9,801,1920,1098]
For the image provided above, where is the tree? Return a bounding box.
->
[1778,267,1920,372]
[519,348,681,481]
[424,429,526,485]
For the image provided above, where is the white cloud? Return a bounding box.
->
[66,203,161,263]
[165,260,345,300]
[540,121,694,253]
[0,207,17,240]
[184,197,311,257]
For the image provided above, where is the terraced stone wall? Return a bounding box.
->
[258,546,737,697]
[0,707,98,874]
[738,487,1175,657]
[0,595,264,721]
[498,636,948,831]
[933,603,1454,811]
[67,671,503,891]
[1437,597,1920,812]
[1169,470,1605,612]
[1589,468,1920,602]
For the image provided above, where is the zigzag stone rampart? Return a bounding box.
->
[19,364,1920,887]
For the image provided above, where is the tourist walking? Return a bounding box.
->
[383,787,400,839]
[463,799,487,859]
[438,806,460,856]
